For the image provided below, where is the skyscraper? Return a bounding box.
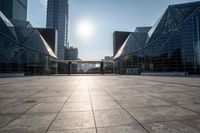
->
[0,0,27,21]
[65,47,78,60]
[46,0,69,60]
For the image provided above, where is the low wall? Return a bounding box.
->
[126,68,140,75]
[141,72,186,77]
[0,73,25,78]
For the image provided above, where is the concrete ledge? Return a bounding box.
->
[141,72,186,77]
[0,73,25,78]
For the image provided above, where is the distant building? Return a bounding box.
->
[134,27,152,33]
[65,46,78,73]
[102,56,113,61]
[0,0,27,21]
[65,47,78,60]
[46,0,69,60]
[113,31,131,56]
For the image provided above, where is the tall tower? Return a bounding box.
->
[46,0,69,60]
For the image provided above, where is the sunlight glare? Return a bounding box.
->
[77,20,94,40]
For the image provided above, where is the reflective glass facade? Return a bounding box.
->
[46,0,69,60]
[113,31,131,56]
[113,2,200,75]
[0,0,27,21]
[0,11,57,75]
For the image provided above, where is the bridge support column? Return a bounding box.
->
[100,62,104,75]
[68,62,71,75]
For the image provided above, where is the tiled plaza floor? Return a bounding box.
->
[0,75,200,133]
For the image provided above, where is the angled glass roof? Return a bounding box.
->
[10,19,34,43]
[20,28,57,58]
[40,34,57,58]
[14,26,35,43]
[146,1,200,44]
[114,32,148,59]
[0,12,57,59]
[0,11,18,41]
[10,19,32,28]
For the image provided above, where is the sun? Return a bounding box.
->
[77,20,94,40]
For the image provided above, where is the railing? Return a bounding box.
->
[55,60,113,75]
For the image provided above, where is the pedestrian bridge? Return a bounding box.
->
[56,60,113,74]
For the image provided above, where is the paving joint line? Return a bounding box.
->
[131,77,200,88]
[87,77,98,133]
[16,87,50,104]
[132,83,200,115]
[0,102,38,130]
[0,87,50,130]
[0,87,49,107]
[45,78,81,133]
[95,79,151,133]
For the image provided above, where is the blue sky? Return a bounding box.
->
[27,0,200,60]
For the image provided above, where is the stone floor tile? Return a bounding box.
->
[181,104,200,113]
[97,125,148,133]
[92,100,121,110]
[143,121,199,133]
[41,97,68,103]
[61,102,92,112]
[21,97,45,103]
[50,112,95,130]
[118,97,171,108]
[162,106,198,120]
[127,107,175,123]
[128,106,198,122]
[91,96,114,102]
[90,91,108,96]
[27,103,63,113]
[0,113,56,133]
[94,109,138,127]
[0,103,36,114]
[183,119,200,131]
[31,92,69,98]
[48,128,96,133]
[153,93,197,105]
[67,96,90,103]
[0,115,19,128]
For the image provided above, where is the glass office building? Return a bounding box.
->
[0,11,57,75]
[46,0,69,60]
[0,0,27,21]
[113,2,200,75]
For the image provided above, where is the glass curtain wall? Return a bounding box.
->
[0,12,57,75]
[113,3,200,75]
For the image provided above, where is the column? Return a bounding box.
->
[68,61,71,75]
[100,62,104,75]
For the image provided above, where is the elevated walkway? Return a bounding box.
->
[55,60,113,75]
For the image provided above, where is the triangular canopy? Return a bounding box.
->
[0,11,56,59]
[0,11,18,41]
[146,1,200,44]
[114,32,148,59]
